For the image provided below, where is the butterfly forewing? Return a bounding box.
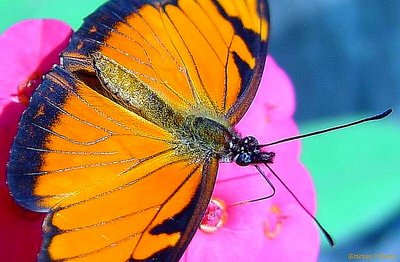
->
[62,0,269,124]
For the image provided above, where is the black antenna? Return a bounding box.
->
[258,109,393,148]
[264,163,335,247]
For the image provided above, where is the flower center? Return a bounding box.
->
[200,198,226,233]
[17,73,41,106]
[264,204,287,239]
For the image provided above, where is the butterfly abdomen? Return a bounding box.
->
[81,51,235,163]
[91,52,185,130]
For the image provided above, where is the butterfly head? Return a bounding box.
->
[229,136,275,166]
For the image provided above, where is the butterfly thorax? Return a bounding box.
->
[174,115,234,162]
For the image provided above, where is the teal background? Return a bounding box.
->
[1,1,399,260]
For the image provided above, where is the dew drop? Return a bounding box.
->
[200,198,227,233]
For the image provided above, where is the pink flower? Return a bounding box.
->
[181,57,320,262]
[0,20,319,261]
[0,19,73,261]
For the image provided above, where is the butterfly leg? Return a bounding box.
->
[230,164,276,207]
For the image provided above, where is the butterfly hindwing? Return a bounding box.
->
[7,66,218,261]
[62,0,269,124]
[39,158,218,261]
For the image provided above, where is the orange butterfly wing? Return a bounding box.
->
[62,0,269,124]
[8,0,269,261]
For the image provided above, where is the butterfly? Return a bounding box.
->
[7,0,269,261]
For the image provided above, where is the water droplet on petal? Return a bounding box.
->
[200,198,227,233]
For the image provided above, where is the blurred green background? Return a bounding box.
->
[1,0,399,260]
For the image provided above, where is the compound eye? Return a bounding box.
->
[235,152,252,166]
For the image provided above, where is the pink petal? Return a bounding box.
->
[256,163,319,261]
[213,169,271,231]
[259,205,320,261]
[0,102,45,261]
[260,56,296,120]
[237,56,296,136]
[182,228,264,262]
[0,19,72,261]
[268,160,316,214]
[0,19,72,99]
